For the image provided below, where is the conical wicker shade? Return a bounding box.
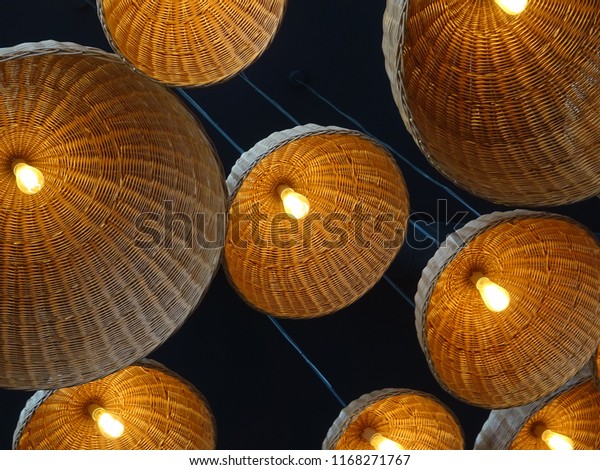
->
[13,359,216,450]
[323,388,464,450]
[383,0,600,206]
[98,0,286,87]
[224,124,410,319]
[0,41,226,390]
[475,371,600,450]
[415,210,600,409]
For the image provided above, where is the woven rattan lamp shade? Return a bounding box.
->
[13,359,216,450]
[383,0,600,206]
[475,371,600,450]
[323,388,464,450]
[415,210,600,409]
[0,41,225,390]
[224,124,410,319]
[98,0,286,87]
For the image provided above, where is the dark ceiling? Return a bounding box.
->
[0,0,598,450]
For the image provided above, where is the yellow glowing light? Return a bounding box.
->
[89,404,124,439]
[495,0,528,15]
[472,273,510,312]
[278,185,310,220]
[362,428,405,451]
[12,160,45,195]
[537,427,574,451]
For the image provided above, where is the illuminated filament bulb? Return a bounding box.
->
[535,425,574,450]
[277,185,310,220]
[362,428,405,451]
[12,159,45,195]
[89,404,124,439]
[495,0,528,15]
[471,272,510,312]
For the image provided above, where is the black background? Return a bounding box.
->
[0,0,598,450]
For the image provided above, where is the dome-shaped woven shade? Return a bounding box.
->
[13,359,216,450]
[224,124,410,319]
[415,210,600,409]
[0,41,225,390]
[98,0,286,87]
[475,371,600,449]
[383,0,600,206]
[323,388,464,450]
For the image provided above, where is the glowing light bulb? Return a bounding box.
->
[89,404,124,439]
[535,425,574,450]
[362,428,405,451]
[12,160,45,195]
[495,0,528,15]
[471,272,510,312]
[278,185,310,220]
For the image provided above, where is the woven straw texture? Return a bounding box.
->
[383,0,600,206]
[475,371,600,450]
[415,210,600,409]
[0,41,226,390]
[323,388,464,450]
[98,0,286,87]
[13,359,216,450]
[224,124,410,319]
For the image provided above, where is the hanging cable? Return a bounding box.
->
[383,275,415,309]
[239,73,302,126]
[409,218,439,247]
[291,76,482,218]
[176,89,245,155]
[269,317,347,408]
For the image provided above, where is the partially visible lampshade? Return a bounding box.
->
[323,388,464,450]
[383,0,600,206]
[475,371,600,449]
[13,360,216,450]
[98,0,287,87]
[415,210,600,408]
[224,124,410,318]
[0,41,225,390]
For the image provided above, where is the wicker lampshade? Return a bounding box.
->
[13,359,216,450]
[415,210,600,409]
[383,0,600,206]
[97,0,286,87]
[475,371,600,450]
[224,124,410,319]
[0,41,225,390]
[323,388,464,450]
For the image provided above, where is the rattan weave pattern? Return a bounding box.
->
[98,0,286,87]
[415,210,600,409]
[474,371,600,450]
[13,359,216,450]
[0,41,226,390]
[224,124,410,318]
[383,0,600,206]
[322,388,464,450]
